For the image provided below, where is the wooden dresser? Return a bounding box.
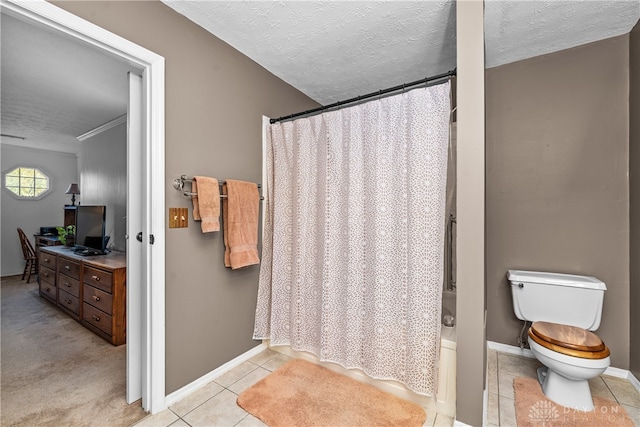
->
[38,246,126,346]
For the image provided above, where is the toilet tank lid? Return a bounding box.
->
[507,270,606,290]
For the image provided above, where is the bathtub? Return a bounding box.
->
[437,289,457,416]
[438,323,457,417]
[268,323,457,419]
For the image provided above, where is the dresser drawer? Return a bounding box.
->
[39,281,56,300]
[82,303,112,336]
[58,289,80,316]
[39,252,57,270]
[59,257,80,280]
[83,266,113,293]
[40,266,56,284]
[58,274,80,298]
[83,284,113,315]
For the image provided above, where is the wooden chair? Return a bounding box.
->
[17,228,38,283]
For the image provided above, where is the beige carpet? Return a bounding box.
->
[237,358,426,427]
[514,377,634,427]
[0,275,147,426]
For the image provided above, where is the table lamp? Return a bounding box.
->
[65,183,80,206]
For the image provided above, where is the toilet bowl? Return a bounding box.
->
[508,270,610,412]
[528,321,610,411]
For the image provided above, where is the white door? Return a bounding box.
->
[126,72,143,404]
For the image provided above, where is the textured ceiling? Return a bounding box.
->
[164,0,640,105]
[2,1,639,155]
[485,0,640,68]
[162,1,457,105]
[0,13,138,154]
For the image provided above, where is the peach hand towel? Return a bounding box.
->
[222,180,260,269]
[191,176,220,233]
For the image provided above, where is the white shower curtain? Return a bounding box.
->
[255,82,450,396]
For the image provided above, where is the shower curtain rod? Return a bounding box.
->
[269,69,456,124]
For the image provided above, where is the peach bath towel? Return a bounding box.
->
[222,180,260,269]
[192,176,220,233]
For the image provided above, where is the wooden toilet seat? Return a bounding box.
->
[528,321,610,359]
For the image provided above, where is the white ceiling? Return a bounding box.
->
[2,1,639,154]
[163,0,640,104]
[163,1,457,105]
[0,12,139,154]
[484,0,639,68]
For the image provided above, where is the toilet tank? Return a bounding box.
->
[508,270,606,331]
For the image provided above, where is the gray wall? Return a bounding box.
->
[53,0,319,394]
[630,21,640,381]
[1,145,77,275]
[78,121,127,252]
[486,35,631,369]
[455,1,486,424]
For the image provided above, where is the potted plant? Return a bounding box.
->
[57,225,76,246]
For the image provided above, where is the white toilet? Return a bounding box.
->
[508,270,610,411]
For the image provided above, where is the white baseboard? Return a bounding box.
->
[164,343,267,407]
[481,386,488,427]
[487,340,535,358]
[604,365,629,379]
[487,340,640,392]
[1,272,24,279]
[628,371,640,394]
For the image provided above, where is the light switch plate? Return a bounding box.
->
[169,207,188,228]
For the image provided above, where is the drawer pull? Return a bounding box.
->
[92,315,100,322]
[92,275,100,281]
[44,258,50,262]
[43,272,49,277]
[92,295,101,302]
[65,282,71,287]
[66,299,72,305]
[45,287,50,292]
[64,265,71,271]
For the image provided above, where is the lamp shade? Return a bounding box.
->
[65,183,80,195]
[65,183,80,206]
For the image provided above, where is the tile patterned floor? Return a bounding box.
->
[486,348,640,426]
[134,347,640,427]
[132,348,455,427]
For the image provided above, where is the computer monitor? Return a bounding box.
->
[74,205,107,255]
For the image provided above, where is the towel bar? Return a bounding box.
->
[173,175,263,200]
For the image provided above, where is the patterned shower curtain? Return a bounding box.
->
[254,82,450,396]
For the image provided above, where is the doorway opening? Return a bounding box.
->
[1,0,166,414]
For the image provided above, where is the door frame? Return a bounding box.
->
[1,0,167,413]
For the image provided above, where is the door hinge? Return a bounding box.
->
[149,234,155,245]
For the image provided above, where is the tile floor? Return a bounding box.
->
[133,347,640,427]
[132,348,455,427]
[486,348,640,426]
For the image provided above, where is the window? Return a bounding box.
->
[4,167,50,199]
